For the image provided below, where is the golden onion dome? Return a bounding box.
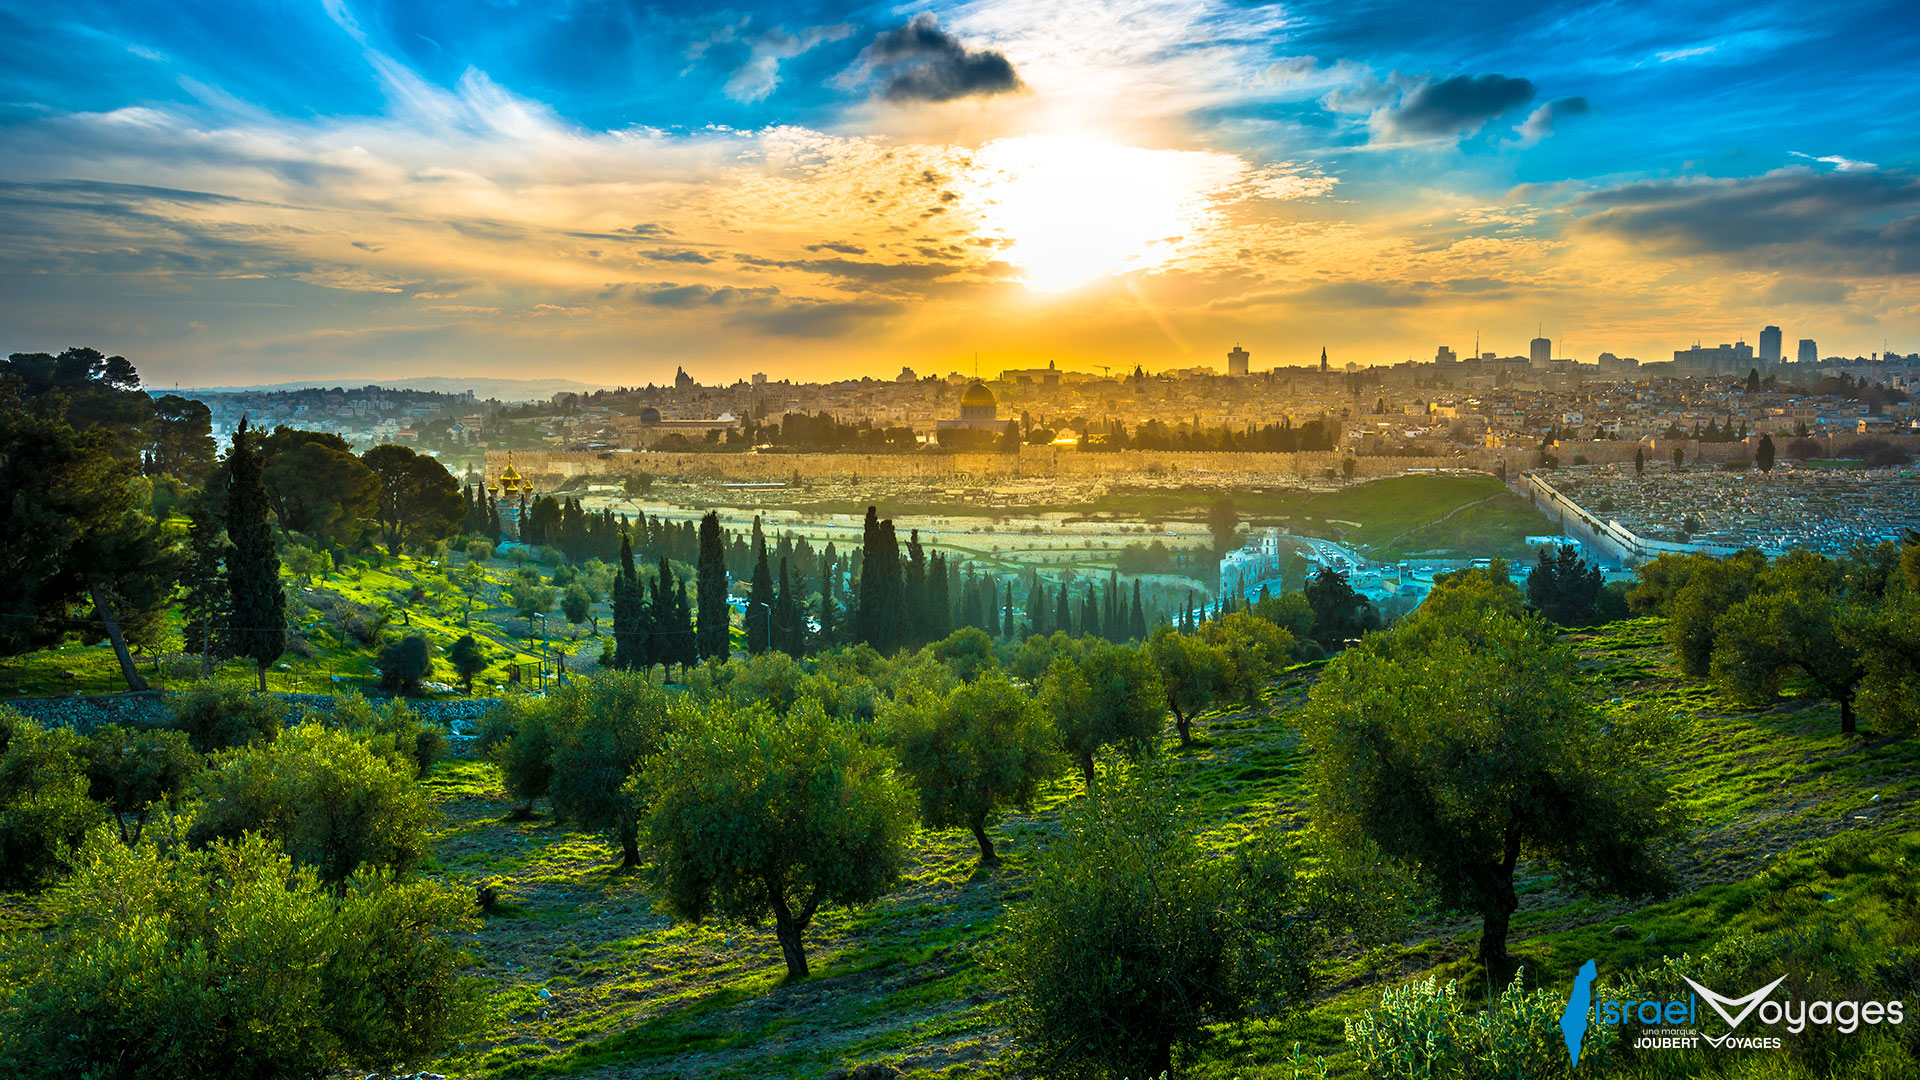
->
[959,380,996,410]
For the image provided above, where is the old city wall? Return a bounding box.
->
[486,446,1540,486]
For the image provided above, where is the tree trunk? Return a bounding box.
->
[1080,755,1096,788]
[771,890,817,980]
[257,663,268,693]
[1148,1037,1173,1080]
[970,820,999,865]
[618,821,640,868]
[1840,692,1857,735]
[88,578,149,692]
[1478,821,1524,968]
[1171,702,1192,747]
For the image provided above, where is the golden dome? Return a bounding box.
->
[960,380,996,410]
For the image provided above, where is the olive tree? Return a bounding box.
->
[643,697,915,978]
[166,681,285,754]
[81,725,201,844]
[1299,588,1679,967]
[891,674,1059,863]
[1041,642,1166,784]
[0,832,480,1079]
[0,712,104,890]
[1712,549,1870,734]
[1147,626,1224,747]
[544,673,673,867]
[188,724,436,886]
[997,761,1328,1079]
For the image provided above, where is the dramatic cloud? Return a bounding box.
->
[1514,96,1592,145]
[1573,168,1920,275]
[1376,74,1536,139]
[855,14,1022,103]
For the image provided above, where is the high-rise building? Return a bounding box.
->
[1227,344,1250,375]
[1436,345,1458,364]
[1798,338,1818,364]
[1759,326,1782,363]
[1673,342,1754,373]
[1530,335,1552,367]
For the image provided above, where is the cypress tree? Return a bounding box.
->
[856,506,880,646]
[820,545,838,646]
[1130,579,1147,640]
[905,528,927,647]
[878,519,906,652]
[225,417,284,692]
[928,551,952,640]
[649,555,677,675]
[181,495,231,674]
[1056,583,1071,636]
[696,510,729,662]
[748,543,774,654]
[1081,583,1099,637]
[612,532,640,671]
[1027,579,1047,638]
[775,555,799,657]
[1104,571,1121,639]
[1002,580,1015,639]
[672,578,696,676]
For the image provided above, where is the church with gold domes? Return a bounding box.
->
[486,451,537,540]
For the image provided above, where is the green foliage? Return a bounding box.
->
[543,673,674,866]
[1658,550,1766,677]
[484,696,558,816]
[890,673,1059,862]
[1009,630,1093,684]
[1525,544,1613,626]
[376,633,433,695]
[323,690,446,778]
[166,681,286,754]
[226,417,286,687]
[928,625,999,682]
[1712,548,1872,734]
[189,723,436,885]
[82,724,201,844]
[643,698,915,978]
[1197,611,1292,708]
[1300,583,1680,965]
[0,713,105,890]
[0,832,480,1079]
[561,580,592,626]
[1147,624,1225,746]
[449,632,487,693]
[1342,967,1616,1080]
[996,762,1323,1080]
[1041,641,1166,782]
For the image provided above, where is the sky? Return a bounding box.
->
[1,0,1917,388]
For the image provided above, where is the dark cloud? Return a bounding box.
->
[729,297,901,337]
[805,241,868,255]
[1572,168,1920,274]
[1381,73,1535,137]
[645,249,716,264]
[1515,96,1591,143]
[621,282,781,308]
[858,14,1021,103]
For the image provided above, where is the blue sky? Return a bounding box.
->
[2,0,1916,385]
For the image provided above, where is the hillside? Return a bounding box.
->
[402,617,1918,1079]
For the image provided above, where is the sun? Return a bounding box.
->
[962,134,1246,293]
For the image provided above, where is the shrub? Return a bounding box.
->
[323,691,446,778]
[483,696,557,818]
[997,762,1323,1079]
[82,725,201,845]
[376,634,432,696]
[1342,967,1613,1080]
[0,713,105,890]
[167,682,285,754]
[188,723,435,885]
[0,832,481,1079]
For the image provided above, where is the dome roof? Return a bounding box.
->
[637,405,662,424]
[960,380,996,409]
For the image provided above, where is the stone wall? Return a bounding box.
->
[489,446,1543,487]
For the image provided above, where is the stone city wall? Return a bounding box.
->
[486,446,1542,487]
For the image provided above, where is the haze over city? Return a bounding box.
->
[2,0,1917,386]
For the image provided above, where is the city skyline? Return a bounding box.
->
[2,0,1917,387]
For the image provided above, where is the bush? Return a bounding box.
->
[483,696,557,818]
[188,724,436,885]
[0,832,481,1079]
[167,682,285,754]
[376,634,432,696]
[82,725,201,845]
[1342,967,1614,1080]
[996,762,1323,1079]
[0,712,105,890]
[323,691,447,778]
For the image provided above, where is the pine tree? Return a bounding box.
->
[697,510,729,662]
[748,543,774,654]
[225,417,284,691]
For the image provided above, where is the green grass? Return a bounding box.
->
[403,614,1919,1079]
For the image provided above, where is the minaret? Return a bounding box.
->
[1320,346,1328,373]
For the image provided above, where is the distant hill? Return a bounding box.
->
[176,376,610,401]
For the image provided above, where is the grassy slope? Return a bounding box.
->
[417,615,1919,1080]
